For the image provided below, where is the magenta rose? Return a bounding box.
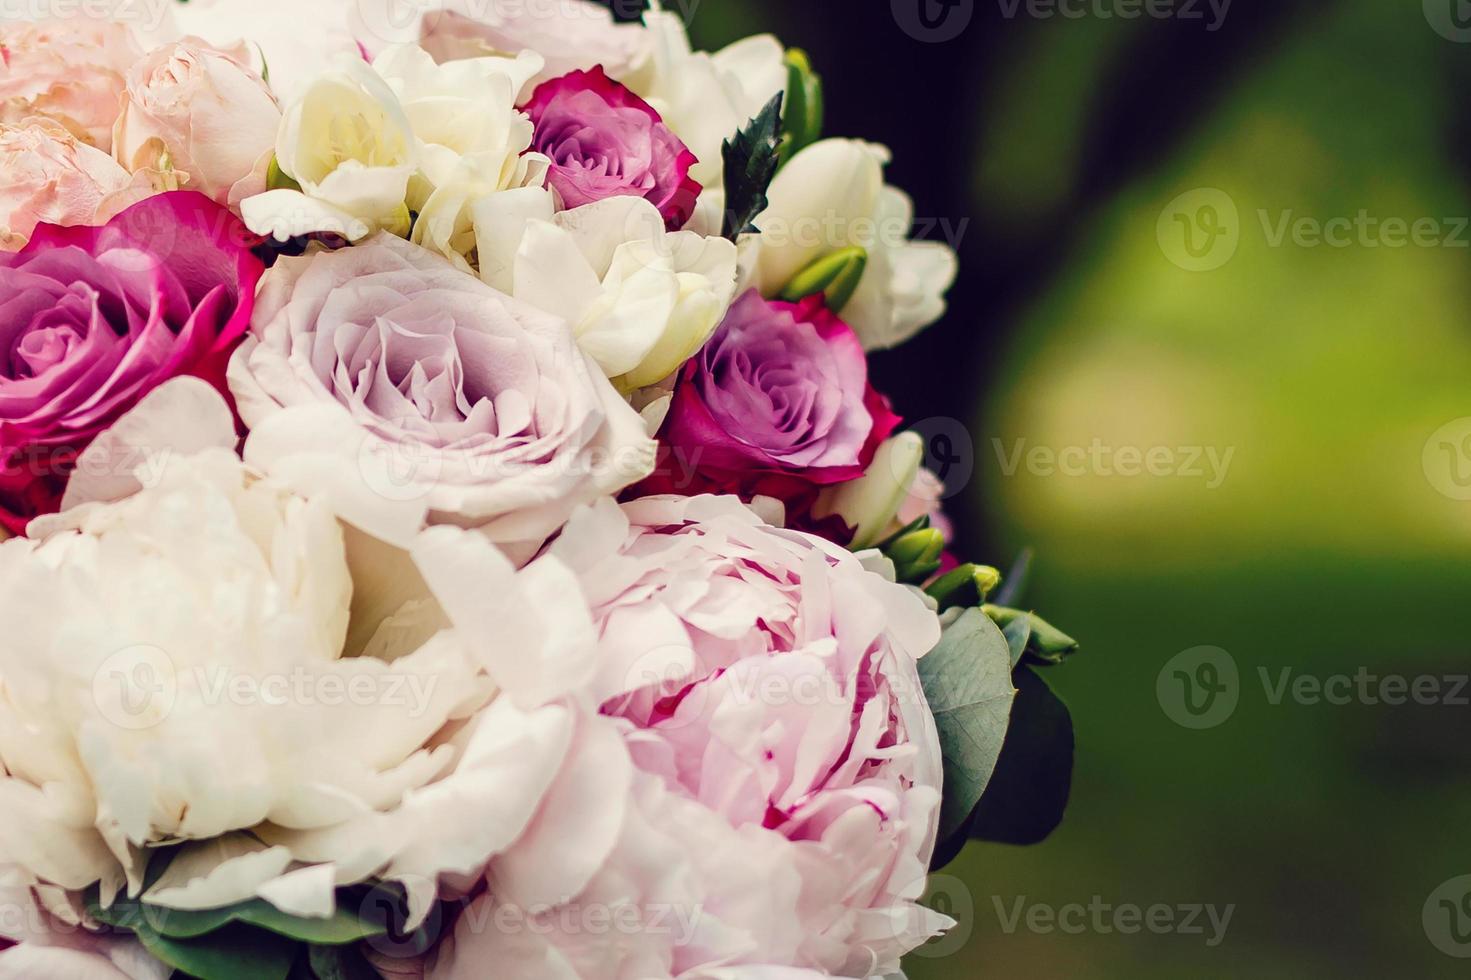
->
[524,66,700,230]
[640,290,900,529]
[0,191,262,532]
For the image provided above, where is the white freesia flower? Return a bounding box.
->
[242,54,417,242]
[753,139,960,350]
[634,5,786,231]
[512,196,739,392]
[373,43,545,210]
[0,379,606,929]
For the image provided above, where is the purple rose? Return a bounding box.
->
[639,291,900,531]
[0,191,262,533]
[524,66,700,231]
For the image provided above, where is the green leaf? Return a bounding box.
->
[308,943,382,980]
[918,609,1017,847]
[778,48,824,166]
[966,665,1075,848]
[777,247,867,312]
[135,920,299,980]
[145,899,386,946]
[720,92,784,241]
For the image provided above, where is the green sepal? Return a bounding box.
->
[925,563,1003,611]
[777,48,823,166]
[983,604,1080,666]
[777,246,867,312]
[266,156,302,193]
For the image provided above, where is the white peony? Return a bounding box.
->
[0,379,597,930]
[511,196,739,392]
[753,139,959,350]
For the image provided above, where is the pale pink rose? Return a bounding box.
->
[227,234,657,559]
[425,495,950,979]
[113,39,282,204]
[0,19,141,151]
[420,0,652,92]
[0,120,136,250]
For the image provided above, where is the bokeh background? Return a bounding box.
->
[683,0,1471,975]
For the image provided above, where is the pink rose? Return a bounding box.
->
[0,119,138,251]
[0,192,263,533]
[0,19,141,151]
[419,0,652,91]
[525,67,700,230]
[428,495,948,978]
[638,291,900,537]
[113,40,282,205]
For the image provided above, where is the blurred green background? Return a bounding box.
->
[684,0,1471,975]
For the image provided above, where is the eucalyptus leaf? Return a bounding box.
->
[918,608,1018,846]
[967,665,1075,847]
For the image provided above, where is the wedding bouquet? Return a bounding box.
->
[0,2,1082,978]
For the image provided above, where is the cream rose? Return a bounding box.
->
[113,40,282,205]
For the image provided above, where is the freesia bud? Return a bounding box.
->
[813,431,924,548]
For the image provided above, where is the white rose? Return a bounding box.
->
[512,196,739,392]
[753,139,960,350]
[241,55,417,242]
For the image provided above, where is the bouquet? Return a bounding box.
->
[0,2,1083,977]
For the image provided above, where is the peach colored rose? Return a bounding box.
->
[113,39,281,205]
[0,119,135,251]
[0,19,141,151]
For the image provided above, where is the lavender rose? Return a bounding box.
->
[524,67,700,231]
[0,191,262,533]
[639,290,899,534]
[227,234,657,559]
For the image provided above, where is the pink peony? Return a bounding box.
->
[0,191,262,533]
[0,119,139,251]
[113,39,282,205]
[638,292,900,535]
[0,18,141,151]
[420,495,949,979]
[525,67,700,230]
